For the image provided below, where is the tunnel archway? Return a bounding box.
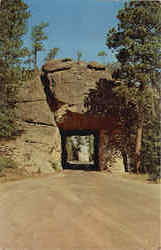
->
[60,129,99,171]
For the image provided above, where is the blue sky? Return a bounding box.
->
[24,0,124,67]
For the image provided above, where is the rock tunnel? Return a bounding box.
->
[60,129,99,171]
[41,59,123,171]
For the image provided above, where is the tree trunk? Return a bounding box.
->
[135,116,144,174]
[127,154,131,172]
[98,130,109,171]
[121,150,130,172]
[34,48,37,70]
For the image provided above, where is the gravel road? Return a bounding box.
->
[0,170,160,250]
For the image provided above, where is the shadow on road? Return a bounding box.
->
[64,161,98,171]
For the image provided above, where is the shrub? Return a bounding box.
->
[0,156,17,172]
[0,67,19,138]
[0,107,18,138]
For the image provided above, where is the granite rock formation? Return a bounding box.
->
[1,75,62,174]
[41,59,123,171]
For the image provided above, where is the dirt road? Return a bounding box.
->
[0,170,160,250]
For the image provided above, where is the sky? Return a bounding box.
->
[24,0,124,67]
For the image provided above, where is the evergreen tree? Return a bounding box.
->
[106,0,161,173]
[0,0,30,66]
[45,48,60,62]
[31,22,48,69]
[140,90,161,180]
[0,0,30,137]
[85,78,138,171]
[24,51,34,69]
[76,51,83,64]
[97,50,107,64]
[141,117,161,181]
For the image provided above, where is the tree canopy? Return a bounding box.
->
[106,0,161,174]
[0,0,30,137]
[0,0,30,66]
[107,0,161,90]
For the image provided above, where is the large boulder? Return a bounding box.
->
[10,122,61,174]
[17,75,55,125]
[41,59,116,130]
[3,75,62,174]
[42,59,73,72]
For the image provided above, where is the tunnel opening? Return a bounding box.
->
[60,129,99,171]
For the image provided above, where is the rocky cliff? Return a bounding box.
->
[1,75,62,174]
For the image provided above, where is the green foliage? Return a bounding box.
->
[0,0,30,66]
[76,51,83,63]
[45,48,60,62]
[31,22,48,51]
[0,0,30,138]
[85,76,159,174]
[106,62,121,76]
[0,107,18,138]
[85,79,137,160]
[140,99,161,180]
[50,162,61,171]
[31,22,48,68]
[23,51,34,69]
[106,0,161,174]
[107,1,161,90]
[0,66,22,137]
[97,50,107,64]
[0,156,17,173]
[97,51,107,57]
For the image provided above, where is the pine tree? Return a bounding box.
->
[0,0,30,66]
[0,0,30,137]
[140,92,161,180]
[31,22,48,69]
[76,51,83,64]
[45,48,60,62]
[85,78,138,170]
[141,120,161,180]
[97,51,107,65]
[106,0,161,173]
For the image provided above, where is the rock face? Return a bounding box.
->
[3,75,62,174]
[41,60,116,128]
[41,59,124,171]
[17,75,55,125]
